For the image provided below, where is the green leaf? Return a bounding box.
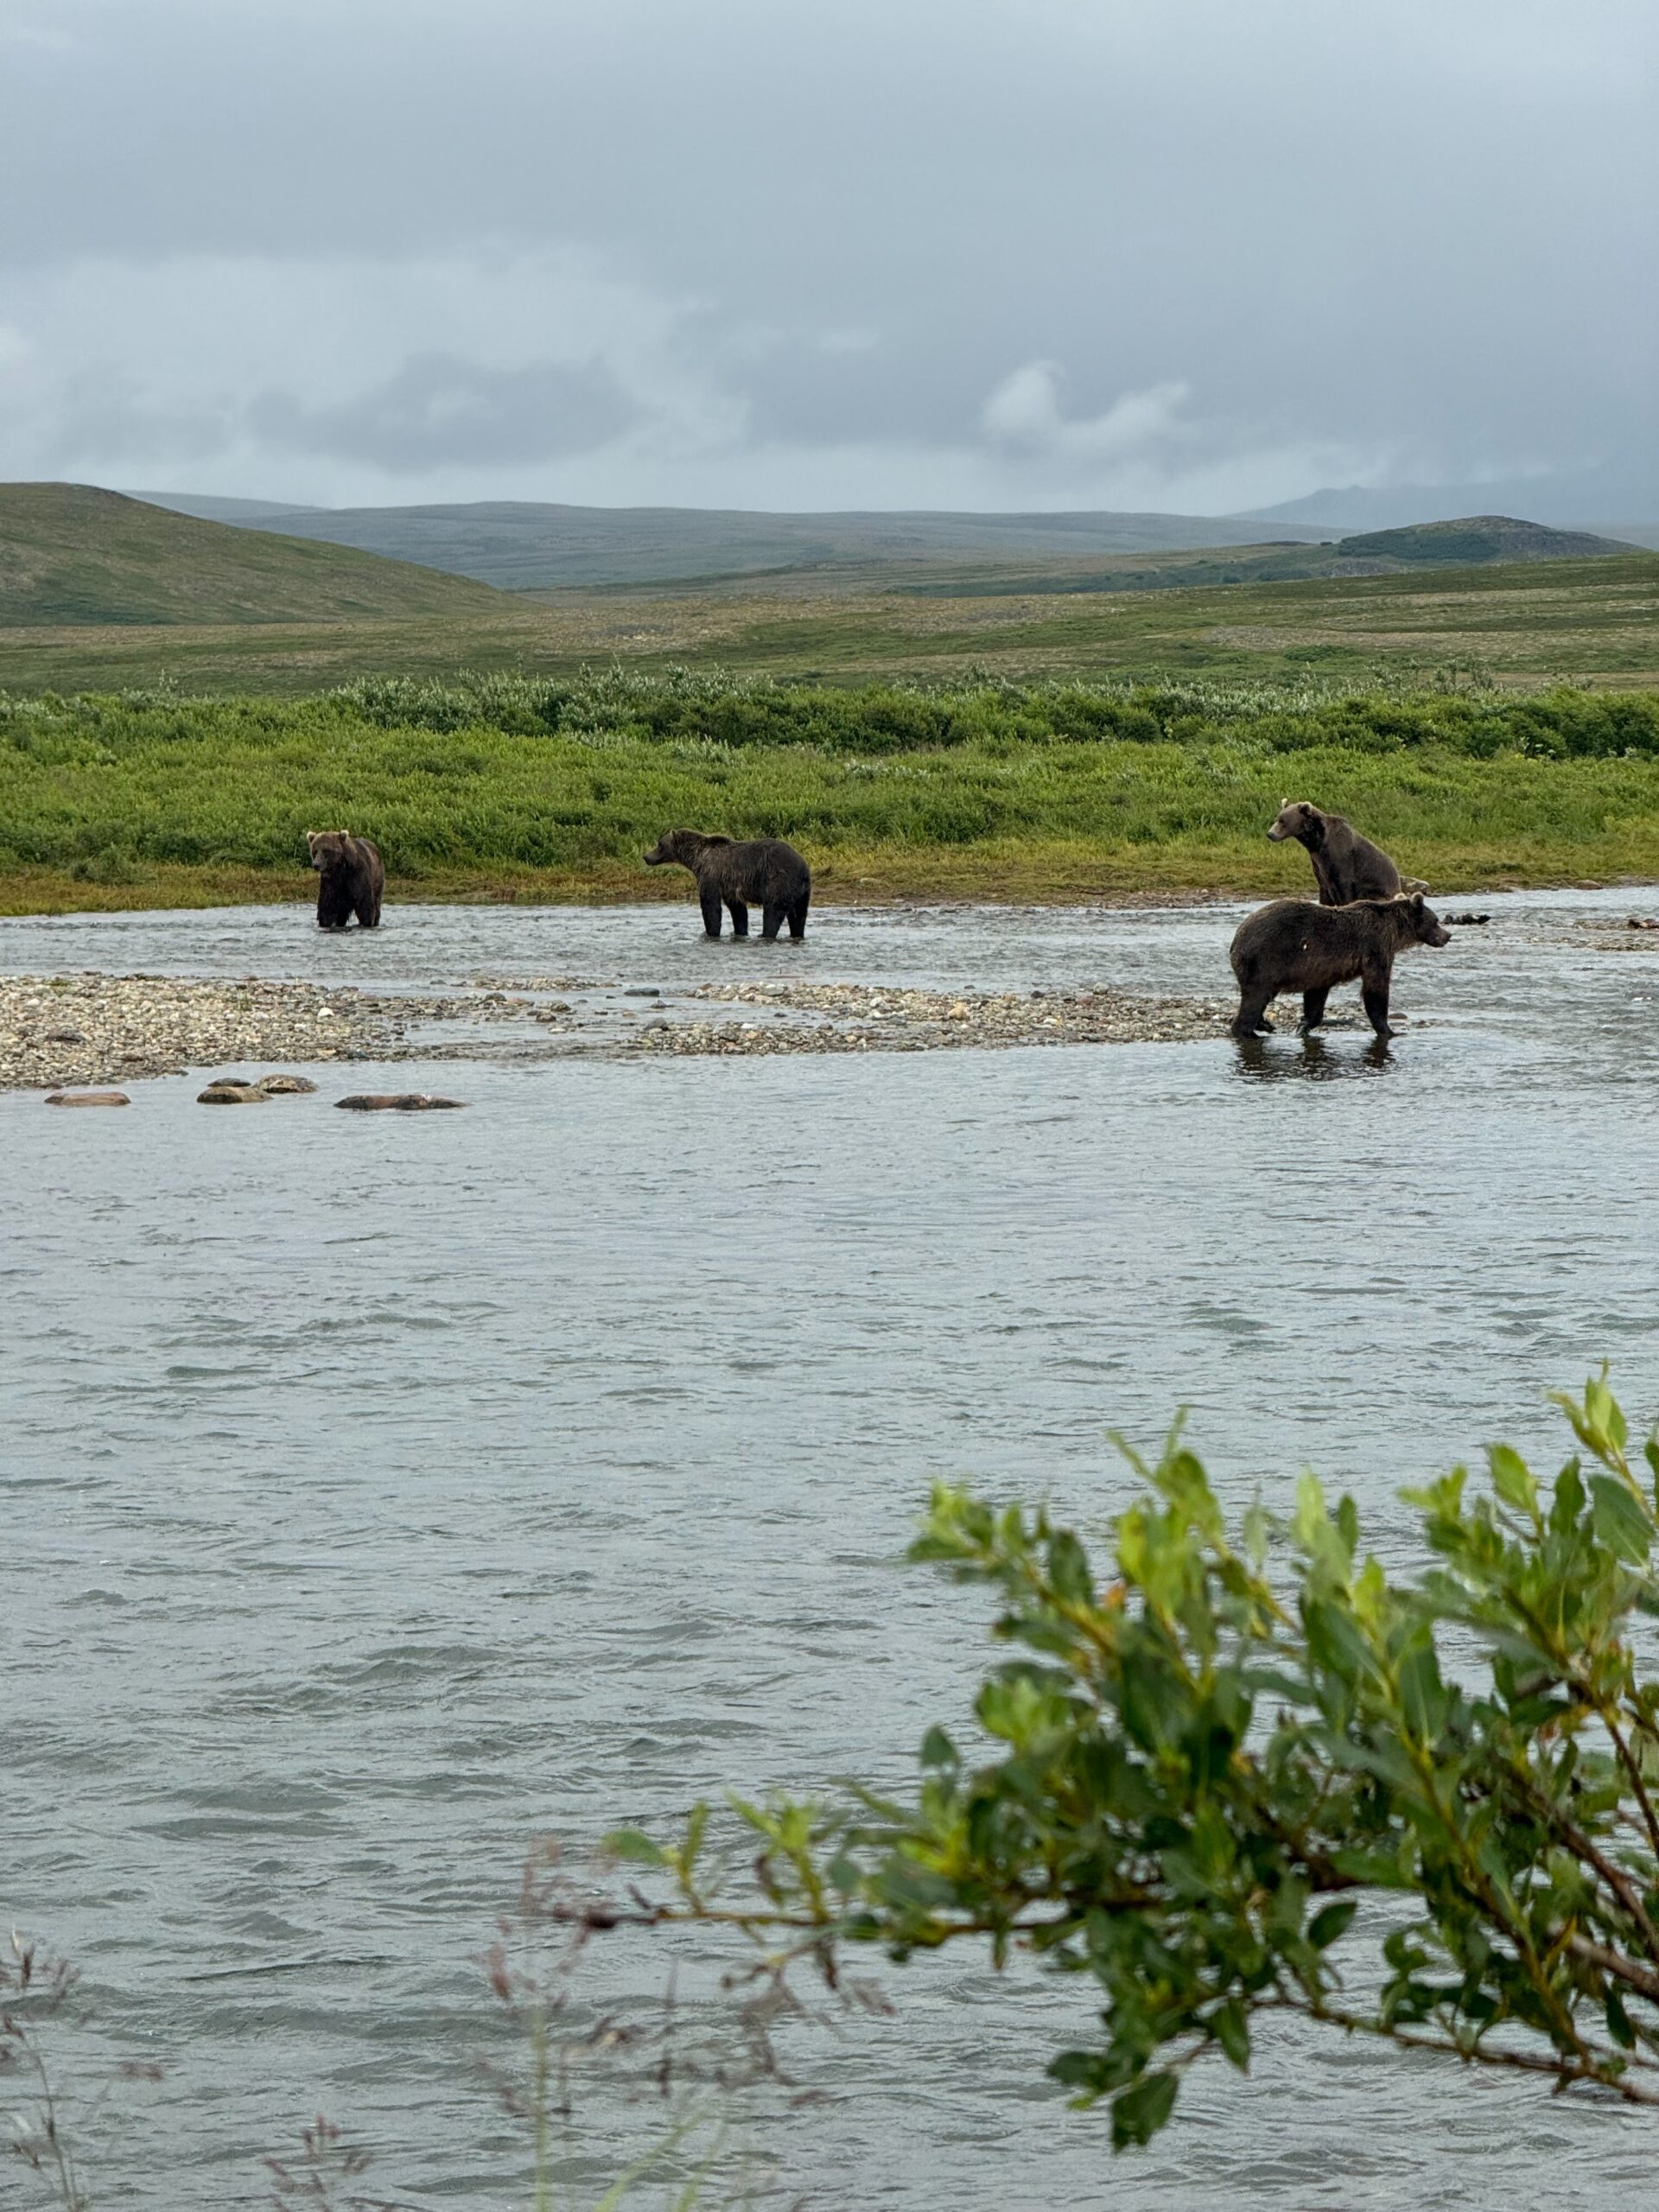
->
[605,1827,667,1867]
[1397,1633,1448,1741]
[918,1726,958,1772]
[1591,1474,1652,1565]
[1551,1458,1586,1536]
[1607,1985,1637,2050]
[1309,1898,1359,1948]
[1111,2069,1179,2149]
[1048,1528,1095,1607]
[1211,1999,1250,2071]
[1488,1443,1538,1518]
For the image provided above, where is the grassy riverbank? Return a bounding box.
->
[4,674,1659,913]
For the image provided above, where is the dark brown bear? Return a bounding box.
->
[1229,893,1450,1039]
[643,828,811,940]
[306,830,385,929]
[1268,800,1405,905]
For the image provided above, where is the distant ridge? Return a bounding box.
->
[1246,480,1659,545]
[120,494,1335,590]
[0,484,515,626]
[123,491,320,523]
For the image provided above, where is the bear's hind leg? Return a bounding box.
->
[1300,986,1329,1033]
[699,887,723,938]
[726,898,749,938]
[1231,990,1274,1039]
[786,890,809,940]
[761,902,785,940]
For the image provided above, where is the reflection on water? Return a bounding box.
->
[3,892,1659,2209]
[1233,1033,1396,1081]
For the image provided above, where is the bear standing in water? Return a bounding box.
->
[1230,893,1450,1039]
[1268,800,1406,906]
[307,830,385,929]
[643,829,811,940]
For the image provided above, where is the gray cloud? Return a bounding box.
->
[0,0,1653,509]
[245,353,639,470]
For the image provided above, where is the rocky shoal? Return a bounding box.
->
[630,980,1234,1055]
[1,970,1238,1090]
[0,974,548,1092]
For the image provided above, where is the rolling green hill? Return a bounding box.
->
[0,484,514,626]
[1332,516,1633,566]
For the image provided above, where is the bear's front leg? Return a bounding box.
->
[1360,969,1394,1039]
[699,887,723,938]
[726,899,749,938]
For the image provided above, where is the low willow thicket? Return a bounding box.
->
[2,673,1657,885]
[600,1377,1659,2150]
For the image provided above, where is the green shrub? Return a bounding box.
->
[604,1377,1659,2149]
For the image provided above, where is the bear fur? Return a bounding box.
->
[1229,893,1451,1039]
[643,828,811,940]
[1267,800,1406,906]
[306,830,385,929]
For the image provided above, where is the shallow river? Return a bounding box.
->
[5,893,1659,2209]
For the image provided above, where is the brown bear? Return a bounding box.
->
[643,829,811,940]
[306,830,385,929]
[1229,893,1450,1039]
[1267,800,1408,906]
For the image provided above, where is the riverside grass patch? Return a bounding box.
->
[3,671,1659,905]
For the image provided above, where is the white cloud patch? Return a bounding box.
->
[982,364,1192,467]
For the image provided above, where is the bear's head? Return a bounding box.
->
[644,828,727,867]
[1268,800,1325,847]
[1402,891,1452,948]
[306,830,355,871]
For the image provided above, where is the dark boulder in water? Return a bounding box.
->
[335,1092,467,1111]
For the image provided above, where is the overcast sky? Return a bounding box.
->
[2,0,1654,512]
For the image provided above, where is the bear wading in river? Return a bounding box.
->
[1230,893,1450,1039]
[643,829,811,940]
[307,830,385,930]
[1267,800,1413,906]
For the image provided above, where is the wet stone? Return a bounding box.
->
[46,1090,130,1107]
[335,1092,467,1111]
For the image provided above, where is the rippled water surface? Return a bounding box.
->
[5,894,1659,2209]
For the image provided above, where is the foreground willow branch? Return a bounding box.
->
[601,1375,1659,2149]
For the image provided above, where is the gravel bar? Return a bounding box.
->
[0,974,553,1091]
[632,979,1233,1055]
[1,970,1235,1090]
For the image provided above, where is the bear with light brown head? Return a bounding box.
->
[1268,800,1404,906]
[306,830,385,930]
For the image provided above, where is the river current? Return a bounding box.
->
[4,893,1658,2209]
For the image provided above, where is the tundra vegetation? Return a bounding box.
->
[3,671,1659,912]
[600,1376,1659,2153]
